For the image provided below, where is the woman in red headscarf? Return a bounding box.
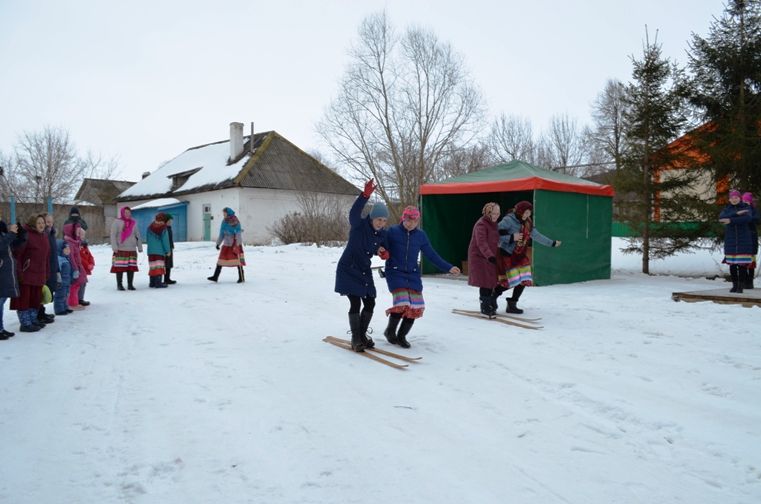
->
[497,201,561,314]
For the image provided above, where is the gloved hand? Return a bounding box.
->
[362,178,376,198]
[378,247,390,260]
[488,256,497,264]
[216,244,220,250]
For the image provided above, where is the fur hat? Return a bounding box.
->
[742,192,753,204]
[514,201,533,218]
[69,206,80,217]
[369,202,389,219]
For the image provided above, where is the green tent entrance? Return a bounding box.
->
[419,160,615,286]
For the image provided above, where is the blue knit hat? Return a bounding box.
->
[369,202,389,219]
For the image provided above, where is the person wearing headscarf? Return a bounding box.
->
[467,202,502,316]
[110,206,142,291]
[208,207,245,283]
[11,214,50,332]
[63,216,87,310]
[381,206,460,348]
[146,212,171,288]
[719,189,753,293]
[742,192,758,289]
[163,214,176,285]
[496,200,561,314]
[0,220,23,339]
[334,179,389,352]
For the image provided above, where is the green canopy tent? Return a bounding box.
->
[419,160,615,285]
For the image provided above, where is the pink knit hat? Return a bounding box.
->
[401,206,421,221]
[742,192,753,203]
[729,189,741,199]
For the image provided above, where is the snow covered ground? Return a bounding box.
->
[1,238,759,504]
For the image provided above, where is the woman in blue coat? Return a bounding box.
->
[719,189,754,293]
[382,206,460,348]
[335,179,389,352]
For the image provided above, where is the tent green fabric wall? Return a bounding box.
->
[419,161,613,286]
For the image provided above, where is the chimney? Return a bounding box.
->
[142,171,151,179]
[229,122,244,161]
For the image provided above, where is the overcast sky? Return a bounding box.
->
[0,0,723,182]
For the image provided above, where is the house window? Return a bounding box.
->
[169,167,202,192]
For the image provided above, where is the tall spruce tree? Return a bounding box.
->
[618,31,700,274]
[687,0,761,197]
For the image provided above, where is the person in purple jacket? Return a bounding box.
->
[382,206,460,348]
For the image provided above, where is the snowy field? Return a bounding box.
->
[1,238,759,504]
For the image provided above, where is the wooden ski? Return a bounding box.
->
[451,309,543,330]
[325,336,422,363]
[322,337,408,370]
[496,313,542,323]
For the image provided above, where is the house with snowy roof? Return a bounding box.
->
[114,123,358,243]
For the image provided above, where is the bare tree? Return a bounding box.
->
[487,114,537,164]
[82,151,122,180]
[590,79,628,172]
[318,12,484,216]
[437,143,493,178]
[544,114,587,174]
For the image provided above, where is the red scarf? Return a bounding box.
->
[148,221,166,235]
[513,216,533,258]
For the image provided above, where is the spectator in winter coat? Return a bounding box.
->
[37,213,59,325]
[742,192,758,289]
[146,212,171,288]
[110,206,142,291]
[164,214,176,285]
[63,219,87,310]
[496,201,561,314]
[54,240,73,316]
[0,220,23,339]
[720,189,754,293]
[208,208,245,284]
[77,227,93,305]
[11,214,50,332]
[64,206,88,231]
[382,206,460,348]
[334,179,389,352]
[467,202,501,316]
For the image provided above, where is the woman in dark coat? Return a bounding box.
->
[164,214,176,285]
[382,206,460,348]
[720,189,754,293]
[0,220,23,339]
[467,202,502,316]
[334,179,389,352]
[11,214,50,332]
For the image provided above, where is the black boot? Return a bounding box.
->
[349,313,365,352]
[384,313,402,344]
[746,268,755,289]
[736,267,746,294]
[116,272,125,291]
[149,276,156,288]
[237,266,245,284]
[480,296,496,317]
[164,268,176,285]
[507,285,526,313]
[208,266,222,282]
[127,271,136,290]
[359,309,374,349]
[396,318,414,348]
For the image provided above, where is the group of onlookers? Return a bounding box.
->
[0,207,93,338]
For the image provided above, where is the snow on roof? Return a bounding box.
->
[129,198,183,210]
[118,139,252,199]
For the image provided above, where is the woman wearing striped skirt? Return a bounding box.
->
[110,207,142,290]
[208,207,245,283]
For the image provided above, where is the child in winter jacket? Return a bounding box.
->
[78,229,94,305]
[54,240,73,315]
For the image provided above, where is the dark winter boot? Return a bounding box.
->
[736,267,746,294]
[359,309,375,349]
[729,266,739,292]
[396,318,414,348]
[116,272,125,291]
[237,266,245,284]
[384,313,402,344]
[506,285,525,314]
[164,268,176,285]
[744,268,754,289]
[208,266,222,282]
[480,296,496,317]
[38,305,54,324]
[127,271,136,290]
[348,313,365,352]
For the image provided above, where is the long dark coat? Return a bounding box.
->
[749,206,759,256]
[165,225,175,269]
[45,226,59,292]
[335,193,387,298]
[467,215,499,289]
[720,203,754,256]
[0,228,23,298]
[14,225,50,287]
[384,224,452,292]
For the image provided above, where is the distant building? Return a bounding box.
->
[74,178,136,242]
[114,123,358,243]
